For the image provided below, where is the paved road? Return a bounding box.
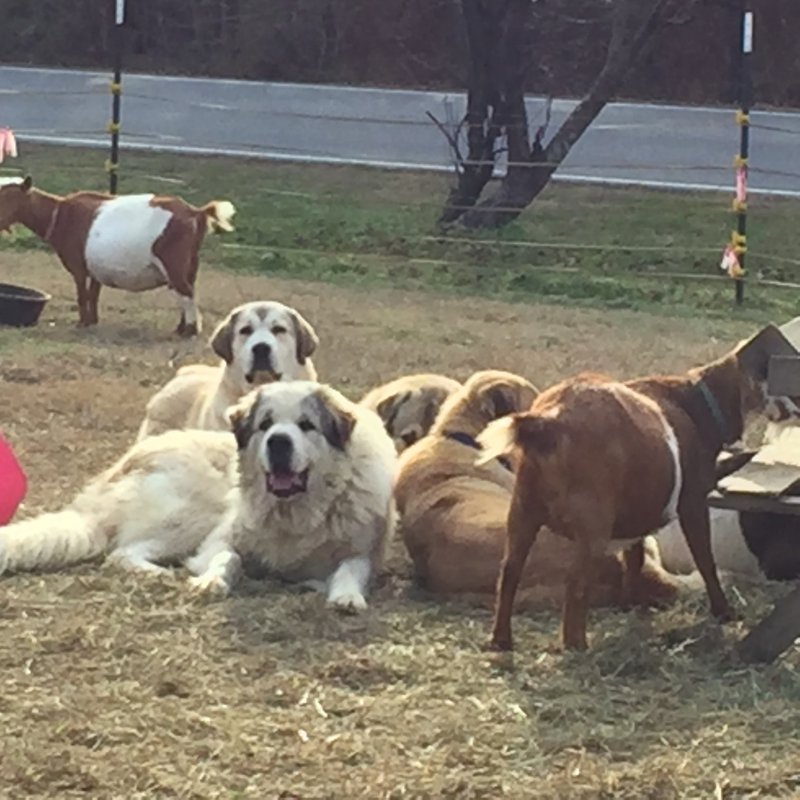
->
[2,65,799,196]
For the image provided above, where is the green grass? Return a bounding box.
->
[3,143,800,321]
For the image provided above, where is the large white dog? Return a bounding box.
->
[188,381,397,609]
[0,382,396,611]
[137,301,320,439]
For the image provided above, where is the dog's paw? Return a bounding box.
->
[327,591,368,614]
[188,573,230,598]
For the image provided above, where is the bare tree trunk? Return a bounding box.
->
[447,0,674,230]
[439,0,533,225]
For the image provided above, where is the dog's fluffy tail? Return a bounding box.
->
[202,200,236,233]
[476,413,562,465]
[0,508,108,576]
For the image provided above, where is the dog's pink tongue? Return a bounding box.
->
[269,473,296,491]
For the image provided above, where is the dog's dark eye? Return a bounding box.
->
[272,325,287,335]
[239,325,253,337]
[259,416,273,431]
[298,419,315,432]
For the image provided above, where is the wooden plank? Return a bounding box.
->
[708,491,800,515]
[738,585,800,664]
[779,315,800,350]
[717,427,800,496]
[720,464,800,495]
[715,449,757,481]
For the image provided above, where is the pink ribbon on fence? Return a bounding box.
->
[720,244,743,278]
[735,165,747,206]
[0,128,18,164]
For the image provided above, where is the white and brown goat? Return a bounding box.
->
[0,176,235,336]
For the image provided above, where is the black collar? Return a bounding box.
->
[443,430,513,472]
[694,379,732,445]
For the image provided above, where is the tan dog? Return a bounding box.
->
[395,370,683,608]
[138,301,319,439]
[479,325,800,651]
[360,373,462,452]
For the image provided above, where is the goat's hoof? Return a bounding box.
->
[486,636,513,652]
[713,604,740,624]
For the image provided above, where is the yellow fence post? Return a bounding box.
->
[108,0,126,195]
[733,9,753,305]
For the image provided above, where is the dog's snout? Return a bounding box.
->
[267,433,293,472]
[251,342,273,370]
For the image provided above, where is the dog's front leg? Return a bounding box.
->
[189,547,242,597]
[326,556,371,613]
[186,511,242,597]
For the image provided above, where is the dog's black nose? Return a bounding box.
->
[251,342,272,371]
[400,432,418,448]
[267,433,293,472]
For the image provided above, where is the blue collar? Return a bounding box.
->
[443,430,513,472]
[695,379,731,444]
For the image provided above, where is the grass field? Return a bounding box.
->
[1,147,800,799]
[3,143,800,320]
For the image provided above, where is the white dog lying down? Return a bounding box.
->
[1,382,397,611]
[137,300,319,440]
[187,382,397,608]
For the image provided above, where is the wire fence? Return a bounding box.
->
[3,29,800,308]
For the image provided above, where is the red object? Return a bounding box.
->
[0,434,27,525]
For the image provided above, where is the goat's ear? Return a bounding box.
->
[226,391,257,449]
[311,389,356,451]
[736,324,797,382]
[210,310,239,364]
[21,175,32,192]
[290,310,319,365]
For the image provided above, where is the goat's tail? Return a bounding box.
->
[476,413,563,465]
[0,508,109,576]
[202,200,236,233]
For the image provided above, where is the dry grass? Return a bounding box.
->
[1,251,799,800]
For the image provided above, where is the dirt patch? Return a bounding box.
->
[1,251,797,799]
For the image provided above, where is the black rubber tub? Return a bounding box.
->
[0,283,51,327]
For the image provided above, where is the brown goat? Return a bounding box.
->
[0,176,235,336]
[478,325,800,651]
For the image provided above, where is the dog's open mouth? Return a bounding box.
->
[266,468,309,498]
[245,368,281,385]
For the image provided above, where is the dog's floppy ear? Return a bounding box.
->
[226,391,258,449]
[376,390,412,434]
[420,387,448,433]
[210,310,239,364]
[484,381,538,420]
[310,389,356,451]
[290,310,319,365]
[736,324,798,382]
